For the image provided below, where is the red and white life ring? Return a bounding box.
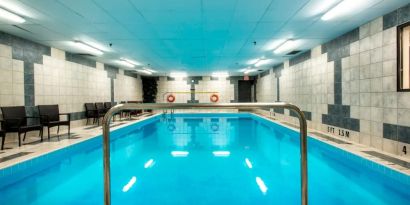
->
[210,94,219,103]
[167,94,176,103]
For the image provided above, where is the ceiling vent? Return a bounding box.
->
[76,53,96,57]
[285,50,302,55]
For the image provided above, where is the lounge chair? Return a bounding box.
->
[0,106,43,147]
[95,103,107,125]
[38,105,71,140]
[85,103,99,125]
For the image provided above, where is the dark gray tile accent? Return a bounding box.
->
[322,115,360,132]
[290,110,312,121]
[273,63,284,70]
[210,76,229,80]
[273,108,284,114]
[0,152,33,163]
[0,32,51,107]
[397,125,410,144]
[310,131,352,144]
[259,69,270,78]
[69,111,86,121]
[289,50,311,66]
[398,3,410,25]
[383,3,410,30]
[383,123,410,144]
[65,53,96,68]
[383,123,398,140]
[322,28,359,54]
[104,65,119,79]
[363,150,410,168]
[124,70,139,78]
[383,10,398,30]
[167,76,175,81]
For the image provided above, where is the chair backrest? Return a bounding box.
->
[85,103,96,111]
[0,106,27,128]
[38,105,59,122]
[104,102,112,109]
[95,103,105,111]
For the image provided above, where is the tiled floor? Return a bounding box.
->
[0,111,409,176]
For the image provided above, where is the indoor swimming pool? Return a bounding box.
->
[0,113,409,205]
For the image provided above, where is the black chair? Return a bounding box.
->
[95,103,107,125]
[85,103,98,125]
[0,120,5,150]
[0,106,43,147]
[38,105,70,140]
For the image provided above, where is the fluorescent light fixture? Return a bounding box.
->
[211,72,229,78]
[144,159,155,168]
[255,177,268,194]
[136,69,152,75]
[171,151,189,157]
[321,0,376,21]
[170,72,187,78]
[0,7,25,23]
[274,40,298,55]
[122,176,137,192]
[245,158,253,169]
[247,58,260,65]
[264,39,287,51]
[308,0,341,17]
[244,69,257,74]
[74,41,103,56]
[121,58,141,66]
[117,60,135,68]
[255,59,274,67]
[212,151,230,157]
[143,68,156,73]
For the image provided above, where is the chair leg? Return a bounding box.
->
[39,129,43,142]
[23,132,27,141]
[48,127,51,140]
[18,133,22,147]
[68,125,71,139]
[1,135,5,150]
[86,118,89,125]
[57,126,60,134]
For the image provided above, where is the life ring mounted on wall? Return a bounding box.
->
[210,94,219,103]
[167,94,176,103]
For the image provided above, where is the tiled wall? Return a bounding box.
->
[255,4,410,158]
[0,32,142,126]
[156,76,251,103]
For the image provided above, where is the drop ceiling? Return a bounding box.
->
[0,0,408,76]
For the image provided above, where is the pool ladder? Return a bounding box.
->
[102,103,308,205]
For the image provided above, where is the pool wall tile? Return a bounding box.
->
[255,3,410,158]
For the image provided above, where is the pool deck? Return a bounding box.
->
[0,111,409,176]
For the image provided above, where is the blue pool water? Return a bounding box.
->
[0,113,409,205]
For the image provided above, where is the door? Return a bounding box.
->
[238,80,252,102]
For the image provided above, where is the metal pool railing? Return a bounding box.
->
[102,103,308,205]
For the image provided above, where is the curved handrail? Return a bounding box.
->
[102,103,308,205]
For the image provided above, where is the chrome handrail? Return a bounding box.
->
[102,103,308,205]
